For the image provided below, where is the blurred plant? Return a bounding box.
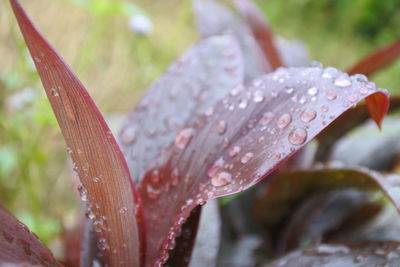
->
[2,0,400,267]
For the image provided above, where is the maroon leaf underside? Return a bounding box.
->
[267,242,400,267]
[234,0,284,70]
[0,205,60,266]
[347,39,400,77]
[139,66,388,265]
[316,96,400,161]
[119,35,244,184]
[10,1,142,266]
[253,167,400,236]
[192,0,272,80]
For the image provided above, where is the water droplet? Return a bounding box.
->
[241,152,254,164]
[307,87,318,96]
[207,157,224,178]
[253,90,264,103]
[277,113,292,128]
[322,67,338,79]
[325,90,337,100]
[238,99,248,109]
[217,120,227,135]
[347,94,358,102]
[33,56,41,63]
[175,128,194,149]
[359,87,369,95]
[288,128,307,145]
[334,76,351,87]
[171,168,179,186]
[321,105,329,112]
[204,107,214,116]
[352,73,368,83]
[119,206,128,214]
[252,79,262,87]
[301,109,317,122]
[310,60,323,68]
[97,238,110,251]
[211,171,232,187]
[120,125,136,144]
[151,169,160,183]
[230,85,245,96]
[259,112,275,125]
[50,87,59,97]
[92,177,100,183]
[285,87,294,94]
[229,146,241,157]
[299,96,306,104]
[78,184,88,201]
[273,153,281,160]
[146,184,161,199]
[85,208,96,220]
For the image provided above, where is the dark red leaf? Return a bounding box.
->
[192,0,271,79]
[119,35,244,184]
[139,66,388,265]
[347,39,400,77]
[10,0,142,265]
[0,205,60,266]
[267,242,400,267]
[234,0,284,70]
[316,96,400,161]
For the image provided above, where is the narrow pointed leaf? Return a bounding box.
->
[234,0,284,70]
[119,35,244,183]
[10,1,142,265]
[192,0,271,79]
[0,205,60,266]
[347,39,400,77]
[139,66,388,265]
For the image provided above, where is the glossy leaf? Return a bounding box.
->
[139,66,388,265]
[267,242,400,267]
[119,35,243,185]
[192,0,271,79]
[0,205,60,266]
[10,0,142,265]
[253,167,400,236]
[316,96,400,161]
[234,0,284,70]
[347,39,400,77]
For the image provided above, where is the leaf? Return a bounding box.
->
[139,66,388,265]
[119,35,244,184]
[234,0,284,70]
[316,96,400,161]
[266,242,400,267]
[10,1,142,265]
[192,0,271,80]
[0,205,60,266]
[347,39,400,77]
[253,167,400,238]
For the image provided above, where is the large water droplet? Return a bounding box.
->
[301,109,317,122]
[146,184,161,199]
[307,87,318,96]
[288,128,307,145]
[217,120,227,135]
[229,146,241,157]
[241,152,254,164]
[211,171,232,187]
[175,128,194,149]
[277,113,292,128]
[259,112,275,125]
[253,90,264,103]
[334,76,351,87]
[207,157,224,178]
[325,90,337,100]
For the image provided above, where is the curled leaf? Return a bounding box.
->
[0,205,60,266]
[10,0,142,265]
[139,66,388,265]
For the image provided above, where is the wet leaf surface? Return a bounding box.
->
[10,1,142,265]
[119,35,244,184]
[139,66,388,265]
[266,242,400,267]
[0,205,60,266]
[347,39,400,77]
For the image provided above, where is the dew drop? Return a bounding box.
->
[301,109,317,123]
[119,206,128,214]
[171,168,179,186]
[204,107,214,116]
[85,208,96,220]
[241,152,254,164]
[325,90,337,100]
[97,238,110,251]
[277,113,292,128]
[238,99,248,109]
[175,128,194,149]
[146,184,161,199]
[288,128,307,145]
[207,157,224,178]
[92,176,100,183]
[252,79,262,87]
[259,112,275,125]
[151,169,160,183]
[211,171,232,187]
[299,96,306,104]
[253,90,264,103]
[120,125,137,144]
[321,105,329,112]
[307,87,318,96]
[217,120,227,135]
[229,146,241,157]
[230,85,245,96]
[359,87,369,95]
[285,87,294,94]
[334,76,352,87]
[50,87,59,97]
[347,94,358,102]
[78,184,88,202]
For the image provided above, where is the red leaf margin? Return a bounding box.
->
[9,0,144,265]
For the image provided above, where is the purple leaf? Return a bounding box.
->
[139,66,389,265]
[10,0,142,265]
[0,205,60,266]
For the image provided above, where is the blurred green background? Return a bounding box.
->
[0,0,399,258]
